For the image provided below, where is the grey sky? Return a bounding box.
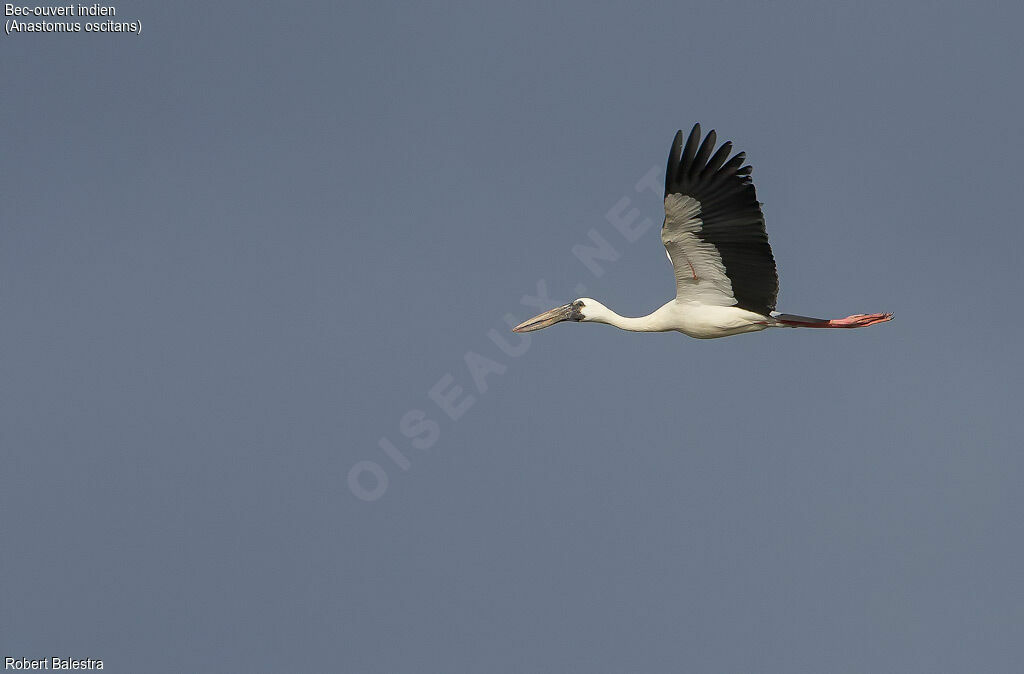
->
[3,2,1023,672]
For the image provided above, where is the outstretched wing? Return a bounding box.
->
[662,124,778,316]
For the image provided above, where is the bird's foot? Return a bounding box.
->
[828,312,894,328]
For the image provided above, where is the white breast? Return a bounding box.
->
[656,301,770,339]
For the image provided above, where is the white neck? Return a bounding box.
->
[585,302,672,332]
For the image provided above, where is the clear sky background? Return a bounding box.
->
[3,2,1023,672]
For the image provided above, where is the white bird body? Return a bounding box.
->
[579,299,770,339]
[513,124,892,339]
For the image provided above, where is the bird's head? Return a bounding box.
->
[512,298,607,332]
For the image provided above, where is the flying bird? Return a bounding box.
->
[513,124,892,339]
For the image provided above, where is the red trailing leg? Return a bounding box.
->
[773,312,893,328]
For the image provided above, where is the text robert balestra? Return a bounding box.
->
[4,657,103,670]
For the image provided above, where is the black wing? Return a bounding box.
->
[663,123,778,316]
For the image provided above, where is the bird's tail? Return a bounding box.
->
[769,311,893,329]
